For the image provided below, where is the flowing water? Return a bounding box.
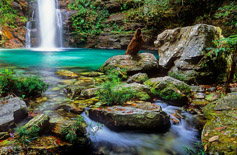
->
[0,49,199,154]
[25,0,63,49]
[82,101,199,155]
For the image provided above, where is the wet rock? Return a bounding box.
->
[65,85,84,99]
[207,87,216,92]
[74,77,96,87]
[191,86,205,93]
[230,87,237,92]
[127,73,149,84]
[194,93,206,99]
[23,114,50,134]
[202,95,237,154]
[0,136,73,154]
[80,88,99,99]
[154,24,222,83]
[0,132,9,141]
[88,102,170,132]
[56,70,79,79]
[100,53,158,75]
[144,76,192,106]
[80,71,104,77]
[0,97,28,132]
[120,83,151,101]
[205,93,219,102]
[49,116,89,144]
[125,28,144,55]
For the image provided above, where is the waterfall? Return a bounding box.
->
[25,0,63,49]
[38,0,63,49]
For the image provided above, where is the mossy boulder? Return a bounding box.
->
[56,70,79,79]
[127,73,149,84]
[120,83,152,101]
[49,116,89,145]
[154,24,223,84]
[202,95,237,154]
[88,102,170,132]
[80,71,104,77]
[144,76,192,106]
[100,53,159,75]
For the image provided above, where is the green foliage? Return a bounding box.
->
[184,142,208,155]
[145,80,191,101]
[0,69,48,98]
[214,2,237,27]
[96,69,136,106]
[168,72,186,81]
[203,35,237,83]
[68,0,109,36]
[60,116,86,143]
[0,0,18,27]
[15,125,40,146]
[125,0,170,24]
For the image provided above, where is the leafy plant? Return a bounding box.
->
[68,0,109,37]
[214,2,237,27]
[15,125,40,146]
[60,116,86,143]
[0,0,18,27]
[203,35,237,91]
[184,142,208,155]
[0,69,48,98]
[96,69,136,106]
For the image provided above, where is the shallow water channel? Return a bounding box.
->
[0,48,199,154]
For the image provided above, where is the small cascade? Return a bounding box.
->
[82,101,199,154]
[25,0,63,49]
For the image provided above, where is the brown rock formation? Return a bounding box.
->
[125,28,144,55]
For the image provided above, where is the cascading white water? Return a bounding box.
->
[37,0,63,49]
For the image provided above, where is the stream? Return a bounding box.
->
[0,48,200,155]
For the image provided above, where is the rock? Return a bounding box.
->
[80,71,104,77]
[0,132,9,140]
[23,114,50,134]
[74,77,96,87]
[127,73,149,83]
[125,28,144,55]
[56,70,79,78]
[0,136,73,154]
[120,83,151,101]
[0,97,28,132]
[194,93,206,99]
[154,24,222,83]
[190,86,205,93]
[100,53,159,74]
[207,87,216,92]
[202,95,237,154]
[230,87,237,92]
[205,93,219,102]
[49,116,89,144]
[88,102,170,132]
[144,76,192,106]
[80,88,99,99]
[64,85,84,99]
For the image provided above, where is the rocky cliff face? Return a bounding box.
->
[0,0,29,48]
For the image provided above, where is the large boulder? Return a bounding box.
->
[100,53,159,74]
[202,95,237,154]
[144,76,192,106]
[127,73,149,84]
[120,83,152,101]
[0,97,28,132]
[154,24,222,83]
[88,102,170,132]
